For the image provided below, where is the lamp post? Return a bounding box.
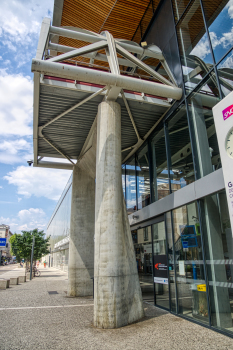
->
[30,235,35,280]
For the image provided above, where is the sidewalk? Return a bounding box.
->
[0,267,232,350]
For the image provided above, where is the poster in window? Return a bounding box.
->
[153,254,168,285]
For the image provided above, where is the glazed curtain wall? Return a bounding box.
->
[47,175,72,251]
[165,189,233,335]
[123,0,233,214]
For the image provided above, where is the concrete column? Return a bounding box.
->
[67,165,95,297]
[94,101,144,329]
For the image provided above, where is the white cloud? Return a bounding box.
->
[17,208,46,231]
[191,35,211,60]
[4,166,72,201]
[0,138,32,164]
[0,71,33,136]
[0,208,47,233]
[219,52,233,69]
[227,0,233,19]
[0,186,2,189]
[0,0,53,46]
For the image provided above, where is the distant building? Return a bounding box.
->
[0,224,13,262]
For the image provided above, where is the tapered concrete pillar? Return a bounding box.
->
[67,165,95,297]
[94,101,144,329]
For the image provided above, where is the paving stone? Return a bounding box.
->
[0,267,232,350]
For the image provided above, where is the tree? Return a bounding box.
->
[10,229,50,263]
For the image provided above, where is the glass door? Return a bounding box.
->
[133,226,154,303]
[152,221,170,309]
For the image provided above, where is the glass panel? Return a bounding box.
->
[135,226,154,303]
[202,0,233,63]
[217,48,233,98]
[201,190,233,334]
[187,73,221,179]
[152,221,170,309]
[168,103,195,191]
[166,211,176,312]
[47,175,72,270]
[122,165,126,199]
[151,125,170,202]
[176,0,214,94]
[126,158,137,214]
[136,144,151,210]
[173,202,209,323]
[172,0,190,23]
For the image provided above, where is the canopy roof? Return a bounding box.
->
[31,1,183,170]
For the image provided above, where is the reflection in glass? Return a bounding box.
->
[134,226,154,302]
[47,174,72,269]
[136,144,151,210]
[166,211,176,312]
[200,190,233,334]
[187,73,221,179]
[176,0,214,94]
[168,104,195,190]
[126,158,137,214]
[122,164,126,199]
[202,0,233,63]
[152,221,170,309]
[172,0,190,23]
[173,202,209,323]
[151,125,170,202]
[217,48,233,98]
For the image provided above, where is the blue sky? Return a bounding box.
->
[0,0,71,234]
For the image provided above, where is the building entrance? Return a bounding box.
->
[132,218,169,309]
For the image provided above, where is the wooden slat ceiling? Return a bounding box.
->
[60,0,151,42]
[56,0,167,79]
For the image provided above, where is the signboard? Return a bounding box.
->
[143,244,152,254]
[153,254,168,285]
[0,238,6,247]
[180,225,198,248]
[213,91,233,232]
[197,284,206,292]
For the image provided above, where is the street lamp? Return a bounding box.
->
[30,235,35,280]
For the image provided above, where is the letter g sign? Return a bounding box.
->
[228,182,233,188]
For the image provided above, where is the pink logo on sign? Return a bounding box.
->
[222,105,233,120]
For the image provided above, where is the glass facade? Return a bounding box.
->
[125,0,233,336]
[200,190,233,333]
[130,189,233,335]
[47,175,72,270]
[123,0,233,209]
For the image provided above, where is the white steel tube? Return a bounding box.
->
[49,26,163,60]
[31,59,182,100]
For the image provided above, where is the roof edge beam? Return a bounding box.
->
[31,59,182,100]
[35,160,74,170]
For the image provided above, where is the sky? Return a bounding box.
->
[0,0,72,234]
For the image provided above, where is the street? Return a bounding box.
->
[0,264,19,276]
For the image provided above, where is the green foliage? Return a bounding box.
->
[9,229,50,262]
